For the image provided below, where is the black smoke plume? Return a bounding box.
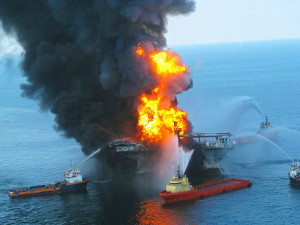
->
[0,0,195,153]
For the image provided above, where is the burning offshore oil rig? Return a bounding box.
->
[0,1,238,182]
[100,122,235,183]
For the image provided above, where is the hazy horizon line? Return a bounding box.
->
[167,37,300,47]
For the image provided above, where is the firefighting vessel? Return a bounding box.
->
[234,116,275,145]
[257,116,277,140]
[288,162,300,185]
[160,166,252,202]
[8,164,88,198]
[258,116,272,132]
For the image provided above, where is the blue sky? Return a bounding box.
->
[166,0,300,45]
[1,0,300,54]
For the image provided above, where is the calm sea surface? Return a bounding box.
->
[1,39,300,224]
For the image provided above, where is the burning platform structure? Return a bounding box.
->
[100,139,154,173]
[178,132,235,183]
[179,133,234,167]
[100,131,235,183]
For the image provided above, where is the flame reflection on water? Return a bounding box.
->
[129,199,204,225]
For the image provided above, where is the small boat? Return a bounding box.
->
[8,163,89,198]
[260,116,272,129]
[160,166,251,203]
[257,116,273,135]
[288,162,300,185]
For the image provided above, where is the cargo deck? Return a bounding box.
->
[160,178,252,202]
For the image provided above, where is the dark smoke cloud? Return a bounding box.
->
[0,0,195,152]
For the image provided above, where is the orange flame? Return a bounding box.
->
[136,42,145,57]
[150,51,186,76]
[137,91,188,142]
[135,43,189,143]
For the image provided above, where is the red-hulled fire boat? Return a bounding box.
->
[160,166,252,203]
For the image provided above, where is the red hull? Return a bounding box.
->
[160,178,251,202]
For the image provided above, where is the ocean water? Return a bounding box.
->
[1,39,300,224]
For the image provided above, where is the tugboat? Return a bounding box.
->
[160,166,252,203]
[8,162,89,198]
[288,162,300,185]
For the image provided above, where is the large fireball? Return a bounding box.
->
[135,43,189,143]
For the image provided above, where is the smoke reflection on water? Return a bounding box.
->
[78,157,199,224]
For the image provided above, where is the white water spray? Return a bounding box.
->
[237,132,293,162]
[76,148,102,168]
[176,146,193,174]
[157,135,193,179]
[275,127,300,137]
[256,134,293,162]
[234,96,264,117]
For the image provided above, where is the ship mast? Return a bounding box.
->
[176,165,182,179]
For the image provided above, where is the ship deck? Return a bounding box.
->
[194,178,249,192]
[160,178,252,202]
